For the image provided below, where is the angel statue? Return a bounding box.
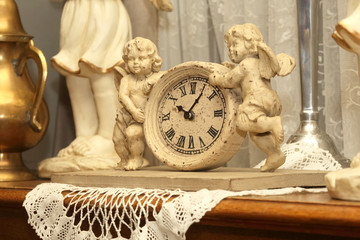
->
[113,37,164,170]
[210,23,296,172]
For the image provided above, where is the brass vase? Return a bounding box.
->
[0,0,49,181]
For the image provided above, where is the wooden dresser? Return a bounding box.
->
[0,180,360,240]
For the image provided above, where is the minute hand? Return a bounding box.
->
[188,84,206,112]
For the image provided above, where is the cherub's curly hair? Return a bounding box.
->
[224,23,264,53]
[122,37,162,73]
[224,24,292,80]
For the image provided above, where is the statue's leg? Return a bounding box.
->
[249,132,285,172]
[257,116,284,144]
[57,75,98,156]
[237,113,284,144]
[69,71,118,156]
[123,124,149,170]
[66,75,98,136]
[91,71,117,139]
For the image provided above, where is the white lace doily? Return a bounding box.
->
[254,142,343,171]
[23,183,327,240]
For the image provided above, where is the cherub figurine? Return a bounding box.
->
[210,23,295,172]
[113,37,163,170]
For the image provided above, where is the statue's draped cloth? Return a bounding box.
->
[52,0,132,76]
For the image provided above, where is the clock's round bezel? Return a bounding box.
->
[144,61,245,171]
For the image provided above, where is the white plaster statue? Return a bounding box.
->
[325,0,360,201]
[38,0,173,178]
[52,0,132,158]
[113,37,164,170]
[209,23,295,172]
[38,0,132,178]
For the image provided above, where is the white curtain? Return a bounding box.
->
[158,0,358,167]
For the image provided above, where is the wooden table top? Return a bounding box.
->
[1,180,360,239]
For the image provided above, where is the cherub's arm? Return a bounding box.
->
[143,71,165,94]
[209,65,244,89]
[119,76,145,123]
[119,77,135,113]
[221,61,236,70]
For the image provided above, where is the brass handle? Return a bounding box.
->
[17,40,47,132]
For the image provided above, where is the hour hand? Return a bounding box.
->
[176,105,194,120]
[176,105,185,112]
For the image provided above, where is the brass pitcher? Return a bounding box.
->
[0,0,49,181]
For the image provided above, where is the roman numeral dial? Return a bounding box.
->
[158,76,226,155]
[144,62,246,172]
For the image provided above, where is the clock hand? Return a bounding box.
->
[176,105,192,119]
[176,85,205,120]
[187,84,206,113]
[183,110,195,120]
[176,105,185,112]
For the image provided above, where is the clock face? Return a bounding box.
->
[158,76,226,155]
[144,61,245,171]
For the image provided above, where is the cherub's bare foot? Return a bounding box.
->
[57,136,87,157]
[272,116,284,144]
[71,135,116,156]
[260,151,286,172]
[123,157,149,171]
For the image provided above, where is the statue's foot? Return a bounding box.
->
[57,136,87,157]
[71,135,116,156]
[38,154,120,178]
[272,116,284,144]
[122,157,149,171]
[260,151,286,172]
[38,157,81,178]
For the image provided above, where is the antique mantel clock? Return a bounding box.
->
[144,61,245,170]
